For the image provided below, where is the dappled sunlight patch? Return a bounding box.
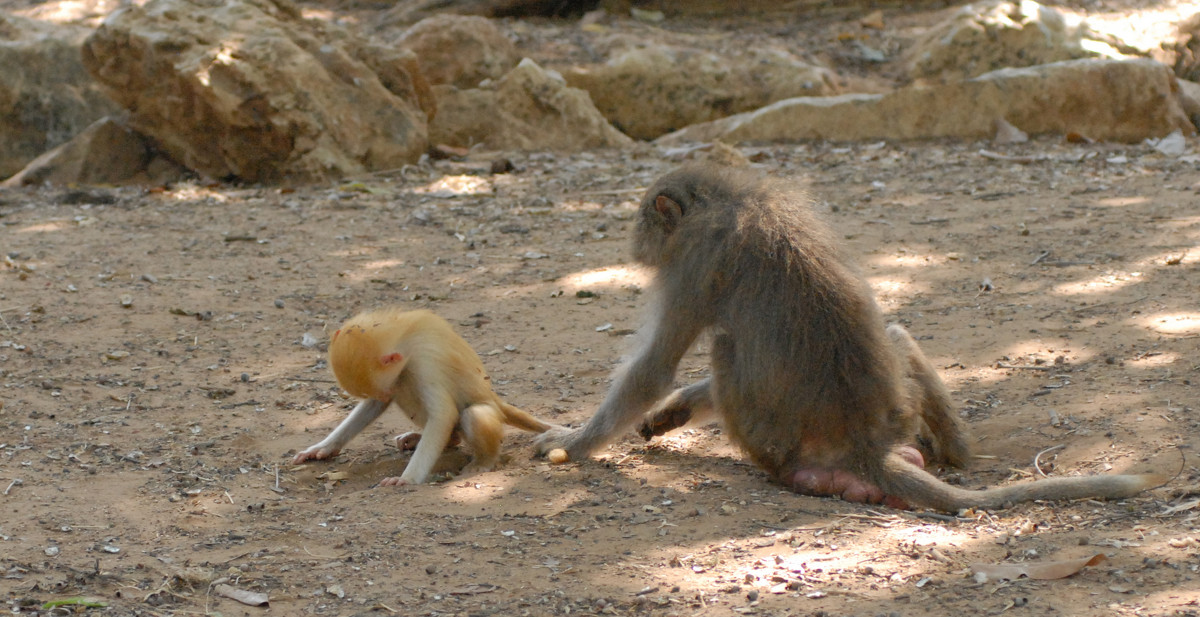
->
[16,0,124,24]
[882,522,970,548]
[559,264,652,291]
[411,175,494,197]
[17,220,70,234]
[1136,247,1200,268]
[1093,196,1150,208]
[1052,271,1141,296]
[339,258,406,282]
[197,44,240,88]
[438,474,520,505]
[862,251,954,270]
[555,199,615,213]
[868,277,929,306]
[1136,313,1200,336]
[162,184,230,202]
[1084,3,1200,56]
[1124,350,1181,369]
[327,246,385,259]
[448,482,594,515]
[646,427,716,451]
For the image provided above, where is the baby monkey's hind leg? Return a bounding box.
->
[395,430,462,451]
[459,403,505,474]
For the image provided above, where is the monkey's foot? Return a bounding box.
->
[378,476,413,487]
[787,446,925,510]
[292,445,339,464]
[394,432,422,451]
[638,405,695,440]
[534,426,585,462]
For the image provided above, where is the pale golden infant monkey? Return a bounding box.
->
[293,308,554,485]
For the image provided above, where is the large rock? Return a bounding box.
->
[658,59,1192,145]
[0,13,121,180]
[430,58,633,151]
[391,14,519,88]
[561,42,838,140]
[907,0,1131,81]
[82,0,432,184]
[2,116,186,187]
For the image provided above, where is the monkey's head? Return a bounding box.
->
[329,323,407,401]
[634,169,696,267]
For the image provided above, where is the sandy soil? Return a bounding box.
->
[4,4,1200,617]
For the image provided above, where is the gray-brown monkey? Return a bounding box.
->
[535,164,1163,512]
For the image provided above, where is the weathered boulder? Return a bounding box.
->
[0,13,121,180]
[560,42,838,140]
[391,14,519,88]
[2,116,186,187]
[430,58,633,151]
[658,59,1192,145]
[82,0,432,184]
[907,0,1131,81]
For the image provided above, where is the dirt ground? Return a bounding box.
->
[4,3,1200,617]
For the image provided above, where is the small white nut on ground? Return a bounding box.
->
[547,449,570,464]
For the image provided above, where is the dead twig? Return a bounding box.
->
[1033,445,1064,477]
[996,362,1054,372]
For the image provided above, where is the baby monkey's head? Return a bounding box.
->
[328,314,407,401]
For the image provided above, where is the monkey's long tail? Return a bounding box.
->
[872,451,1165,513]
[498,402,555,433]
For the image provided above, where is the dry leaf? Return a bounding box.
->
[213,584,269,606]
[970,554,1106,582]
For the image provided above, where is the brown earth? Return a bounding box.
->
[3,4,1200,617]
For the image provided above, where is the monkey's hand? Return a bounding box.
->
[378,476,414,488]
[292,444,340,464]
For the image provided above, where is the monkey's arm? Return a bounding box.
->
[380,387,459,486]
[538,309,701,460]
[637,378,717,440]
[292,398,389,463]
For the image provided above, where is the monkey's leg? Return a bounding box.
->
[638,379,718,440]
[886,324,970,467]
[380,389,459,486]
[459,403,504,474]
[536,307,702,461]
[704,333,922,509]
[293,399,389,464]
[394,430,462,451]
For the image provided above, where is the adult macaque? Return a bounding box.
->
[536,164,1163,511]
[294,308,553,486]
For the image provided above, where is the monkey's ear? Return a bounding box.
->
[655,195,683,232]
[380,353,404,366]
[331,329,342,342]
